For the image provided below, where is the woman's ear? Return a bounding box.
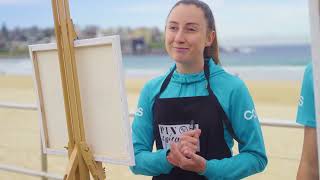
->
[206,31,215,47]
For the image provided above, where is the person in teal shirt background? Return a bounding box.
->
[297,63,316,127]
[296,63,318,179]
[130,0,267,179]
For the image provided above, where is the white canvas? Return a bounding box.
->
[29,36,134,166]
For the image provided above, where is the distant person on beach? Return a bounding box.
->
[296,63,319,180]
[130,0,267,179]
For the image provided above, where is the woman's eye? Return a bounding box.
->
[187,28,196,32]
[168,26,178,31]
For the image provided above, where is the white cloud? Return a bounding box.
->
[0,0,40,5]
[112,2,172,14]
[166,0,224,9]
[214,2,310,43]
[143,1,309,44]
[202,0,224,9]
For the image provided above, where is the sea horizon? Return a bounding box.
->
[0,44,311,80]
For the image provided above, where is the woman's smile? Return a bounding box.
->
[174,47,189,53]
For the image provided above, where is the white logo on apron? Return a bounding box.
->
[158,124,200,151]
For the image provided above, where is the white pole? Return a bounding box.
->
[308,0,320,174]
[0,164,62,179]
[0,102,37,110]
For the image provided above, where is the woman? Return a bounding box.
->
[130,0,267,179]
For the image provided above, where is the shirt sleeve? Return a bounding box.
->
[200,81,268,179]
[296,64,316,128]
[129,82,174,176]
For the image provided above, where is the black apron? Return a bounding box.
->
[152,60,242,180]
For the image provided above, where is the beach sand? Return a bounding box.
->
[0,75,303,179]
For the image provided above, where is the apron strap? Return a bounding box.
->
[220,109,244,144]
[155,65,176,99]
[204,60,214,96]
[157,61,211,99]
[204,60,244,144]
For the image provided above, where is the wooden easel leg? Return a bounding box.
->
[79,142,106,180]
[64,147,79,180]
[96,162,104,172]
[96,162,106,179]
[78,154,90,180]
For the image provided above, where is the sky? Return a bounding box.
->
[0,0,312,46]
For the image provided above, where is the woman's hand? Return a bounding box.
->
[179,129,201,158]
[167,143,206,174]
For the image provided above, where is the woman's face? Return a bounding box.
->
[165,4,214,65]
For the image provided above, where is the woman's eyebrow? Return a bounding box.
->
[186,23,200,27]
[168,21,199,27]
[168,21,178,25]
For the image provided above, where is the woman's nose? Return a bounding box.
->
[174,30,185,43]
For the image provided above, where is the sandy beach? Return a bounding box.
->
[0,75,303,180]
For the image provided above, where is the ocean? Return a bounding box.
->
[0,44,312,80]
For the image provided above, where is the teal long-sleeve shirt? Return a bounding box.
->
[296,63,316,128]
[130,60,268,179]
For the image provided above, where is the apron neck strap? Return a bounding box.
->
[156,65,176,99]
[156,60,213,99]
[204,60,214,96]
